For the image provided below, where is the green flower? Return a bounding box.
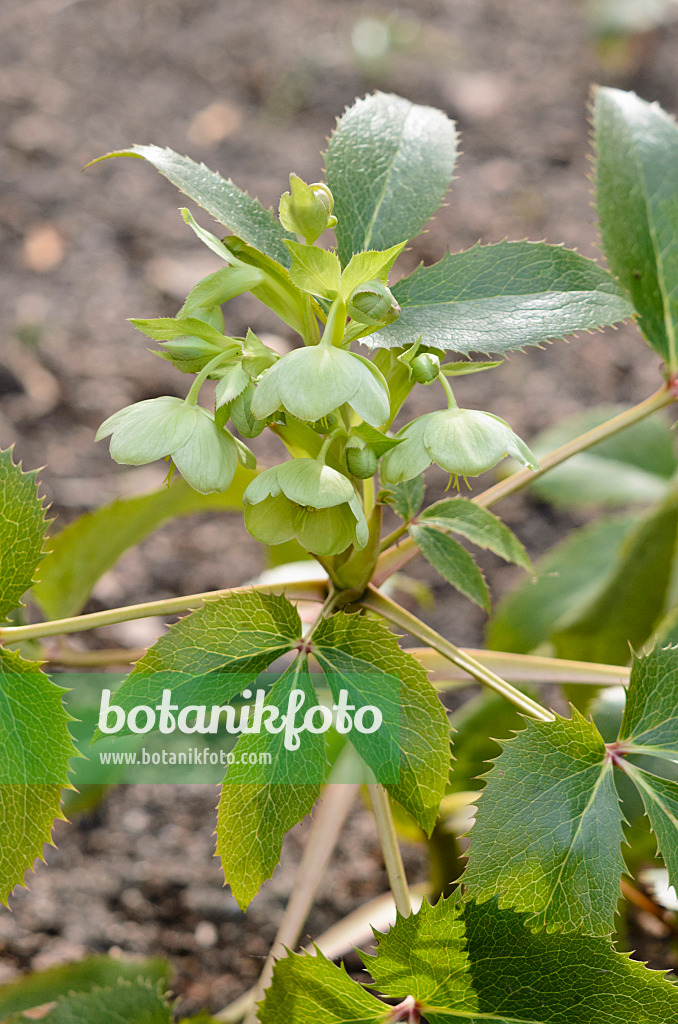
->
[250,343,390,426]
[380,407,538,484]
[96,396,238,494]
[243,459,368,556]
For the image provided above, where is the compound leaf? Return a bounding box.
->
[463,709,625,936]
[312,612,448,833]
[384,476,425,520]
[33,473,252,620]
[594,87,678,370]
[0,648,77,904]
[89,145,294,267]
[619,645,678,754]
[0,448,49,623]
[410,524,490,612]
[326,93,458,265]
[420,498,531,570]
[367,241,633,355]
[260,896,678,1024]
[93,591,301,741]
[216,658,326,909]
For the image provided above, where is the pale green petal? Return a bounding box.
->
[244,493,299,545]
[243,466,283,505]
[278,345,356,422]
[483,413,539,470]
[425,408,536,478]
[99,397,195,466]
[347,492,369,549]
[250,359,284,419]
[379,416,432,484]
[171,408,238,493]
[278,459,354,509]
[296,505,357,556]
[347,354,390,427]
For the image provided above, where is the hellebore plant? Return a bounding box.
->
[2,88,678,1024]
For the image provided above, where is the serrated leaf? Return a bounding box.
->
[38,979,171,1024]
[463,708,625,935]
[420,497,531,570]
[526,406,676,508]
[552,489,678,663]
[260,896,678,1024]
[129,315,231,347]
[620,646,678,755]
[312,613,449,833]
[364,895,476,1013]
[440,359,503,376]
[366,241,633,355]
[0,448,49,623]
[259,949,385,1024]
[216,658,326,909]
[626,768,678,886]
[594,87,678,369]
[326,93,458,265]
[339,243,407,298]
[410,524,490,611]
[448,692,526,795]
[486,513,636,655]
[0,648,77,903]
[88,145,295,266]
[284,241,341,297]
[384,475,425,520]
[0,957,170,1019]
[33,473,252,620]
[93,591,301,741]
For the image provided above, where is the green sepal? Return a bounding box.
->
[284,240,342,298]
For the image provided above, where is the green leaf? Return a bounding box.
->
[463,709,625,935]
[325,93,458,265]
[88,145,295,266]
[33,473,253,620]
[259,949,385,1024]
[486,513,636,654]
[420,497,531,570]
[225,237,311,338]
[312,612,449,833]
[216,658,326,909]
[410,524,490,612]
[448,693,527,795]
[0,448,49,623]
[284,241,341,297]
[384,475,425,520]
[594,87,678,370]
[260,897,678,1024]
[38,979,171,1024]
[440,359,503,376]
[619,646,678,755]
[367,241,633,355]
[364,895,476,1013]
[0,957,170,1019]
[626,768,678,885]
[526,406,676,508]
[552,489,678,663]
[93,591,301,741]
[351,422,402,458]
[339,243,407,298]
[129,315,232,348]
[0,648,78,903]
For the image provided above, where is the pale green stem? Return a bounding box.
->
[185,351,234,405]
[412,647,629,687]
[362,586,554,723]
[322,295,348,347]
[367,782,413,918]
[374,382,676,584]
[0,579,328,644]
[437,370,458,409]
[362,475,375,519]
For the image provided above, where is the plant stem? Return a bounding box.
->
[230,782,359,1024]
[374,382,676,583]
[362,586,554,723]
[0,579,328,644]
[367,782,412,918]
[411,647,629,687]
[379,521,410,553]
[437,370,458,409]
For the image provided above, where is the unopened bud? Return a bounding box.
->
[346,444,378,479]
[347,280,400,326]
[411,353,440,384]
[279,174,336,243]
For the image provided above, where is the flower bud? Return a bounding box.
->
[411,352,440,384]
[279,174,335,244]
[346,444,378,479]
[347,280,400,326]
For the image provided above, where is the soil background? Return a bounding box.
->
[1,0,677,1015]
